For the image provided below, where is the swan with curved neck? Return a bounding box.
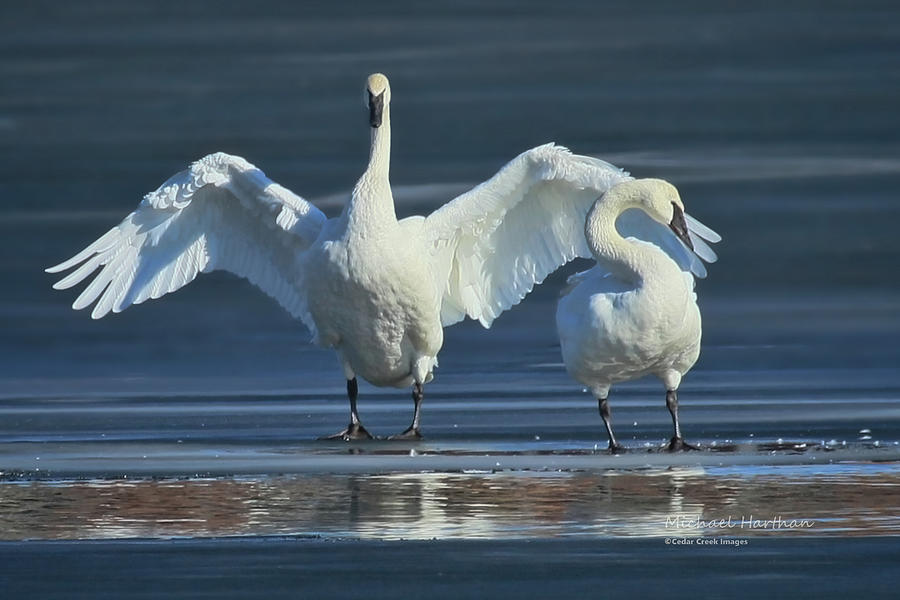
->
[46,74,720,441]
[556,178,709,452]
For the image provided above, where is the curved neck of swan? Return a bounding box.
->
[347,104,395,229]
[585,193,663,287]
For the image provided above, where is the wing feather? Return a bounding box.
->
[46,152,326,333]
[424,144,719,327]
[685,213,722,243]
[688,233,718,264]
[425,144,629,327]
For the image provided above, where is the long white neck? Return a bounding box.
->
[584,192,674,290]
[346,104,396,229]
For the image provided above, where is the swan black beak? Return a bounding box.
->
[669,202,693,250]
[368,90,384,128]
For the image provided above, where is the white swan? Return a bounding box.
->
[555,179,719,452]
[46,73,718,440]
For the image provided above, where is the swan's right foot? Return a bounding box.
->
[321,377,374,441]
[597,397,623,454]
[319,423,374,441]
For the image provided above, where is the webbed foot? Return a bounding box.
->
[319,423,374,441]
[609,443,626,454]
[388,427,424,441]
[666,436,699,452]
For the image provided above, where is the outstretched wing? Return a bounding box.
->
[46,152,327,333]
[425,144,629,327]
[424,144,721,327]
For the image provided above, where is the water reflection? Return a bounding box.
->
[1,466,898,540]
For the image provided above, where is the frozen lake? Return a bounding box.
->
[2,0,899,597]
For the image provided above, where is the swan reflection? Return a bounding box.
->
[2,466,898,540]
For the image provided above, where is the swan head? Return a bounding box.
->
[601,178,694,250]
[366,73,391,128]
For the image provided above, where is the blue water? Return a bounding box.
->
[1,1,900,596]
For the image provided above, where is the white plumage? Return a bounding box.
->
[48,153,324,325]
[556,178,720,452]
[48,73,717,440]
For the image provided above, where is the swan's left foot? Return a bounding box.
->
[389,383,425,441]
[609,442,626,454]
[388,427,424,441]
[664,390,697,451]
[666,436,699,452]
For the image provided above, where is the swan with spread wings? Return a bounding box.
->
[47,73,718,440]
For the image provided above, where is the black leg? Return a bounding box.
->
[598,396,624,453]
[319,377,374,441]
[665,389,697,451]
[389,382,425,440]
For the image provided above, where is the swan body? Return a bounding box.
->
[301,75,442,391]
[556,178,719,451]
[47,73,718,440]
[303,213,442,389]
